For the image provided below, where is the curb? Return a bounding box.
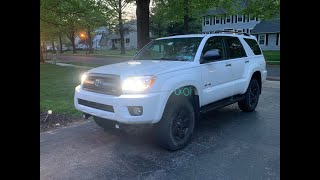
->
[45,61,91,69]
[267,76,280,81]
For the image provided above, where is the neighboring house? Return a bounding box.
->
[99,21,138,50]
[251,20,280,50]
[201,8,261,34]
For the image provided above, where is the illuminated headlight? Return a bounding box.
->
[81,73,88,84]
[122,76,156,92]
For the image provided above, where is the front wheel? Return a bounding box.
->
[154,98,195,151]
[238,78,260,112]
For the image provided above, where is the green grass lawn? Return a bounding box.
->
[263,50,280,65]
[63,49,136,57]
[40,63,87,116]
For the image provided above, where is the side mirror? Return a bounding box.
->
[201,49,222,63]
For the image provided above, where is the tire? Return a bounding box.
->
[238,78,260,112]
[93,116,115,130]
[154,98,195,151]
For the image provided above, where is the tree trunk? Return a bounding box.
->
[183,0,189,34]
[40,39,44,62]
[52,41,56,53]
[87,29,93,53]
[136,0,150,50]
[67,31,76,53]
[118,1,125,55]
[59,35,63,53]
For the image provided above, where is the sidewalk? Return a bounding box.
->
[45,61,280,81]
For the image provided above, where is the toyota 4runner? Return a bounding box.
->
[74,32,267,151]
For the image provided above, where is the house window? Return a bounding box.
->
[237,29,243,32]
[276,33,280,45]
[210,16,212,25]
[226,16,231,23]
[249,28,253,34]
[205,16,210,25]
[238,15,243,22]
[126,38,130,43]
[216,17,220,24]
[258,34,266,45]
[250,15,255,21]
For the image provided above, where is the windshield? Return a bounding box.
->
[133,37,203,61]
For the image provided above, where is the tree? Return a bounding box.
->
[41,0,108,55]
[152,0,225,34]
[78,0,109,53]
[100,0,133,54]
[239,0,280,20]
[151,0,279,35]
[136,0,150,50]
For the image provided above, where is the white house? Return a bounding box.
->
[201,8,280,50]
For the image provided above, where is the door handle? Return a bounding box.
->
[225,63,231,67]
[245,60,249,63]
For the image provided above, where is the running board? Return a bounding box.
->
[200,95,245,113]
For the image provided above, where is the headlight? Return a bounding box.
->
[122,76,156,92]
[81,73,88,84]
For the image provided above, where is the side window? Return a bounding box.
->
[201,36,225,62]
[224,37,247,59]
[243,38,262,55]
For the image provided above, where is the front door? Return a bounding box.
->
[200,36,235,106]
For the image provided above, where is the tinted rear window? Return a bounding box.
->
[244,38,262,55]
[224,36,247,59]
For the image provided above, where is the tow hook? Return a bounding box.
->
[82,113,92,119]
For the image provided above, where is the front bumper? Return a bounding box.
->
[74,85,169,124]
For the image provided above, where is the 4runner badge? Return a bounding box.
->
[94,79,103,87]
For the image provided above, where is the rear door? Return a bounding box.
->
[222,36,248,82]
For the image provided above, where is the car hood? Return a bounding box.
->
[88,60,190,78]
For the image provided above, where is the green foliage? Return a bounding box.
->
[150,0,232,35]
[40,0,110,44]
[240,0,280,20]
[150,0,280,36]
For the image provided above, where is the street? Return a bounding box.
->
[49,54,280,78]
[40,81,280,180]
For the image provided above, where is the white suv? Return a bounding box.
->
[74,32,267,150]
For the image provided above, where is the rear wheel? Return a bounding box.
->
[238,78,260,112]
[154,98,195,151]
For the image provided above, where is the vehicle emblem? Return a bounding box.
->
[94,79,103,87]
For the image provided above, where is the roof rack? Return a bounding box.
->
[213,30,251,36]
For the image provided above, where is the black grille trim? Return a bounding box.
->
[78,99,114,112]
[82,73,122,96]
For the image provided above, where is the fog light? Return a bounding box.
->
[128,106,143,116]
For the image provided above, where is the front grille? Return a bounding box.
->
[78,99,114,112]
[82,73,121,96]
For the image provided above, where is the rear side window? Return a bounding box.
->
[244,38,262,55]
[223,37,247,59]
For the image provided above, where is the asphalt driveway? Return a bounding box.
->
[40,81,280,180]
